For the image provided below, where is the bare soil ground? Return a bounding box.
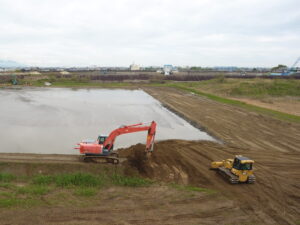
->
[230,96,300,116]
[0,86,299,225]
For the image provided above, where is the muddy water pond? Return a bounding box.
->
[0,87,215,154]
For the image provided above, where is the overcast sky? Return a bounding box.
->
[0,0,299,67]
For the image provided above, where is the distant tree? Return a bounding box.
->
[190,66,202,71]
[271,64,287,72]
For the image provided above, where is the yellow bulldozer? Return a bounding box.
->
[210,155,256,184]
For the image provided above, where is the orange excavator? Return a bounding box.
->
[75,121,156,164]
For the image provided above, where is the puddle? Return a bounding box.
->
[0,87,215,154]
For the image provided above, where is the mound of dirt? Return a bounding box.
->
[119,139,300,224]
[119,139,235,185]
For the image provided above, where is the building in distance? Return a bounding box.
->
[129,63,140,71]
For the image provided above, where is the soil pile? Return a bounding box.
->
[119,140,236,185]
[119,139,300,225]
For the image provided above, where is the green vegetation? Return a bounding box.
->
[17,185,50,196]
[32,79,133,88]
[74,187,97,197]
[29,76,134,88]
[32,175,53,185]
[0,172,154,208]
[0,198,38,208]
[0,183,14,189]
[54,173,103,187]
[32,173,152,188]
[167,83,300,123]
[0,173,16,182]
[0,172,215,209]
[177,78,300,97]
[111,174,153,187]
[190,66,202,71]
[229,79,300,97]
[271,64,287,72]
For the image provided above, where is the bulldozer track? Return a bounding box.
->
[247,175,256,184]
[217,167,239,184]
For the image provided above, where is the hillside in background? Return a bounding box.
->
[0,60,25,68]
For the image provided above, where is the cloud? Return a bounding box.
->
[0,0,299,67]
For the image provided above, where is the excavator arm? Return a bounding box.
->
[103,121,156,152]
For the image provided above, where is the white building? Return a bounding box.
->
[129,63,140,71]
[163,64,173,75]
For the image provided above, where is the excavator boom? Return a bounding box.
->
[103,121,156,152]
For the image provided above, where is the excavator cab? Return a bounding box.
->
[97,135,114,151]
[97,135,108,144]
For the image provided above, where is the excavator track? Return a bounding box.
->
[80,155,119,164]
[217,167,239,184]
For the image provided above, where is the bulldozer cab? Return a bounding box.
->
[233,156,253,170]
[97,135,108,144]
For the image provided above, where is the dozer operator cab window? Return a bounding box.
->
[233,158,252,170]
[98,136,107,144]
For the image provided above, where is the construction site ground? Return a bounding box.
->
[0,86,299,225]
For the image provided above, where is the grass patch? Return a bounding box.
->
[0,173,16,182]
[74,188,97,197]
[32,173,153,188]
[167,83,300,123]
[17,185,50,196]
[0,198,38,208]
[54,173,103,187]
[32,173,104,188]
[111,174,153,187]
[177,78,300,97]
[31,78,133,88]
[0,183,15,189]
[0,172,155,208]
[0,191,15,198]
[32,175,53,185]
[170,184,216,194]
[229,79,300,97]
[0,198,20,208]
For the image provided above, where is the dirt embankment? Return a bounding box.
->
[119,139,300,225]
